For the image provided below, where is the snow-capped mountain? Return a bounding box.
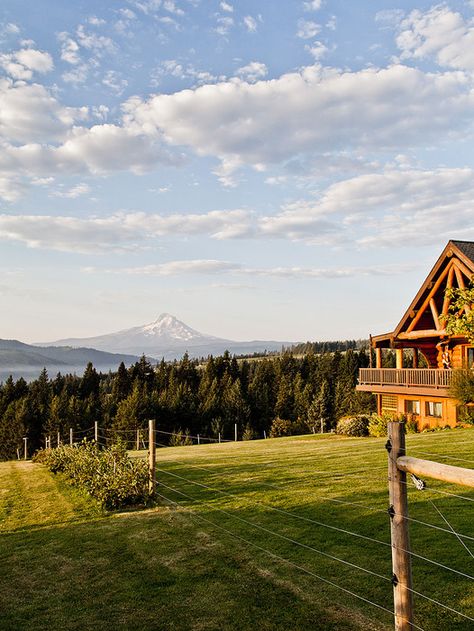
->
[40,313,289,359]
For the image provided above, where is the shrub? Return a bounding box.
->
[169,428,193,446]
[405,413,419,434]
[335,415,370,437]
[368,413,393,437]
[33,440,151,510]
[269,417,303,438]
[242,424,256,441]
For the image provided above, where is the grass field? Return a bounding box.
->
[0,430,473,630]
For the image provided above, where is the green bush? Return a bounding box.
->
[269,417,305,438]
[169,428,193,446]
[335,415,370,437]
[242,424,256,440]
[368,413,393,437]
[33,440,151,510]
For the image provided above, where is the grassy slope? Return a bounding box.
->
[0,431,473,631]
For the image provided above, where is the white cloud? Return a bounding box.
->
[92,260,241,275]
[0,209,253,251]
[243,16,258,32]
[119,8,136,19]
[14,49,53,73]
[236,61,267,82]
[62,64,89,84]
[86,259,417,279]
[0,214,139,254]
[163,1,184,15]
[326,15,337,31]
[0,48,53,79]
[125,64,474,173]
[215,16,234,35]
[220,2,233,12]
[52,183,91,198]
[58,33,81,65]
[0,80,86,143]
[375,10,405,27]
[396,6,474,71]
[261,167,474,246]
[150,59,218,86]
[297,19,320,39]
[305,41,328,60]
[88,16,106,26]
[102,70,128,95]
[2,166,472,248]
[0,23,20,38]
[0,176,26,202]
[76,24,116,54]
[303,1,322,10]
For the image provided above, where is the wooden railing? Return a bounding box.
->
[358,368,452,389]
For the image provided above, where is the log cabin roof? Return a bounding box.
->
[372,240,474,348]
[451,240,474,265]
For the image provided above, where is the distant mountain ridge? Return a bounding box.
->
[0,338,141,382]
[40,313,290,360]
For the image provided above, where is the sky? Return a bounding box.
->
[0,1,474,344]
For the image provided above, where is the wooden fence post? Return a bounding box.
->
[70,428,73,446]
[218,432,221,444]
[136,429,140,451]
[94,421,98,443]
[148,419,156,495]
[387,421,414,631]
[197,434,200,445]
[57,431,61,447]
[23,437,28,460]
[235,423,237,442]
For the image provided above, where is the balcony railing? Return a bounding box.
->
[358,368,453,389]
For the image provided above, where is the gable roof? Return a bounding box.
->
[392,240,474,341]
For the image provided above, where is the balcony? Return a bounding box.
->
[357,368,453,396]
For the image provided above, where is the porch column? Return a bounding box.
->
[412,349,418,369]
[396,349,404,369]
[375,348,382,369]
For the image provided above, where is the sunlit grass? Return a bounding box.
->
[1,429,473,630]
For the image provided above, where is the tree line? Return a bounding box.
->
[0,348,375,460]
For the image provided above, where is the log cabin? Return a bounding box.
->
[356,240,474,429]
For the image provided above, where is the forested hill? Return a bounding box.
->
[0,339,141,382]
[0,349,375,461]
[286,339,369,355]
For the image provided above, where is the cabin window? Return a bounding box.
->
[425,401,442,418]
[467,348,474,369]
[405,400,420,415]
[381,395,397,413]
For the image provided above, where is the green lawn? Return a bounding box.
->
[1,430,473,630]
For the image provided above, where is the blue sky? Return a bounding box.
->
[1,1,473,343]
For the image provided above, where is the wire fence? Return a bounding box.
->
[39,422,474,629]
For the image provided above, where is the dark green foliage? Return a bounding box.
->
[33,440,150,509]
[449,369,474,405]
[0,346,376,460]
[269,417,306,437]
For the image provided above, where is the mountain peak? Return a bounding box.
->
[141,313,200,341]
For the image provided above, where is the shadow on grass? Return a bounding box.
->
[0,504,389,631]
